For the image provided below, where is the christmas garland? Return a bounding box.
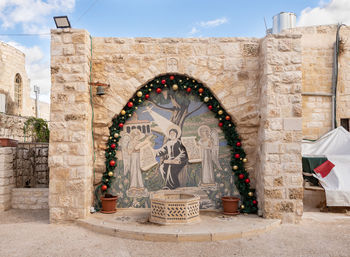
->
[97,74,258,213]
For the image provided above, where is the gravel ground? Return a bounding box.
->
[1,209,350,257]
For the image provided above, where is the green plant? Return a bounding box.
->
[23,117,50,142]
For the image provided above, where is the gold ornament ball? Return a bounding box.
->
[114,133,119,138]
[243,158,248,163]
[128,114,132,117]
[179,80,182,83]
[137,91,143,97]
[218,110,223,115]
[121,110,126,115]
[248,192,253,197]
[105,179,109,182]
[149,88,152,92]
[241,204,245,209]
[138,99,142,103]
[204,97,209,102]
[150,83,153,87]
[233,165,238,170]
[135,107,138,110]
[172,84,178,91]
[108,171,114,177]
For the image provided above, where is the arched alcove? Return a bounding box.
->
[97,74,258,213]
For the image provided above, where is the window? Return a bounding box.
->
[14,73,22,110]
[341,118,350,131]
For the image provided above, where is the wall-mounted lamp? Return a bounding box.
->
[89,82,110,96]
[53,16,71,29]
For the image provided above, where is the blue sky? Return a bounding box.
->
[0,0,348,102]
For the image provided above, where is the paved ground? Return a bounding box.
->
[1,209,350,257]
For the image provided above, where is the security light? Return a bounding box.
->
[53,16,71,29]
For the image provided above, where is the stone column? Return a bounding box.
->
[257,33,304,223]
[0,146,15,211]
[49,29,93,222]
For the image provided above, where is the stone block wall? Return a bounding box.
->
[0,147,15,211]
[290,25,350,139]
[49,28,310,223]
[11,188,49,209]
[91,37,261,187]
[0,41,31,116]
[0,113,29,142]
[49,29,93,222]
[257,33,303,223]
[14,143,49,188]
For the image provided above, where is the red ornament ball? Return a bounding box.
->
[145,94,150,99]
[218,122,223,127]
[101,185,107,191]
[239,174,244,179]
[156,88,162,94]
[170,75,174,80]
[186,87,191,93]
[236,142,241,147]
[118,123,124,128]
[111,143,116,149]
[161,79,166,84]
[235,153,240,159]
[208,105,213,110]
[198,88,204,93]
[225,115,230,121]
[109,160,116,166]
[253,200,257,205]
[127,102,133,108]
[245,178,250,183]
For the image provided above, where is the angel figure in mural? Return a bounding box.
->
[155,125,189,190]
[197,125,223,185]
[121,129,151,197]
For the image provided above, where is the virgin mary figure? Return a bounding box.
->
[155,125,188,189]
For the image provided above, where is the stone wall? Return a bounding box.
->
[14,143,49,188]
[257,33,303,223]
[290,25,350,139]
[91,37,261,187]
[0,112,29,142]
[0,41,31,116]
[0,147,15,211]
[50,28,308,223]
[11,188,49,209]
[49,29,93,222]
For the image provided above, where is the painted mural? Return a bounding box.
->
[111,89,239,209]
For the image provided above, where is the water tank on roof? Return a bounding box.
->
[272,12,296,34]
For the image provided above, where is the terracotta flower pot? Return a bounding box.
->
[101,195,118,214]
[221,196,240,215]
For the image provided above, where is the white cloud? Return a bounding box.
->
[189,27,199,35]
[298,0,350,26]
[7,41,51,103]
[199,17,228,28]
[188,17,228,36]
[0,0,75,32]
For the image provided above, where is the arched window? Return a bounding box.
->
[14,73,22,110]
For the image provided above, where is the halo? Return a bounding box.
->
[166,124,181,139]
[198,125,211,136]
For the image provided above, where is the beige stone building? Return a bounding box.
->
[0,41,50,121]
[48,24,350,224]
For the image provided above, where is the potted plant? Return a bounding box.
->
[221,196,240,215]
[100,186,118,214]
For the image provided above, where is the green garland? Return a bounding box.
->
[97,74,258,213]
